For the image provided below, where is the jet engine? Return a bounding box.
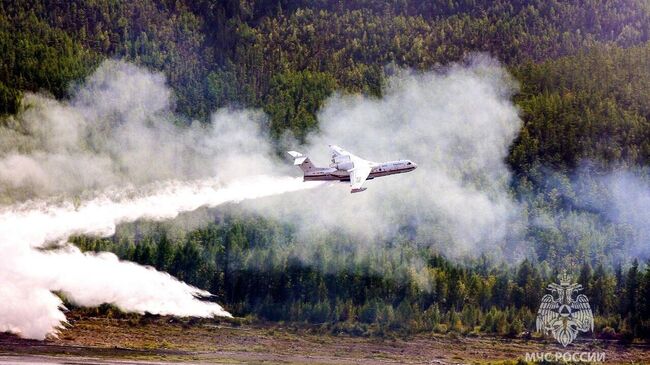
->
[331,155,353,171]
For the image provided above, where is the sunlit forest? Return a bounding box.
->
[3,0,650,340]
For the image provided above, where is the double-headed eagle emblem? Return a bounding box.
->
[536,271,594,347]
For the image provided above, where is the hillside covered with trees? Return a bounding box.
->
[2,0,650,340]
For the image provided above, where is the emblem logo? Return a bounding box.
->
[536,271,594,347]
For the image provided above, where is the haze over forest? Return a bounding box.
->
[1,0,650,341]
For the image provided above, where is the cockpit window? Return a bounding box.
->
[407,162,412,165]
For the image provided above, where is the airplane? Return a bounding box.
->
[287,145,417,193]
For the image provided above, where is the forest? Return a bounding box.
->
[2,0,650,340]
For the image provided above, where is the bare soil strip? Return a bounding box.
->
[1,314,649,364]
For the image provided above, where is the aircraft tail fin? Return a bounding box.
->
[287,151,318,173]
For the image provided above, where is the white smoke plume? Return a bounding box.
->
[606,172,650,259]
[0,60,321,340]
[0,60,285,202]
[245,56,527,259]
[519,165,650,268]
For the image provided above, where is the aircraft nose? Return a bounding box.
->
[411,162,418,169]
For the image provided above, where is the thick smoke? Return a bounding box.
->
[245,57,526,259]
[0,60,319,340]
[251,59,650,266]
[0,60,284,202]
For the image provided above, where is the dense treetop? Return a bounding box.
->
[1,1,649,138]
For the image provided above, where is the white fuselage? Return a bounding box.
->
[303,160,416,182]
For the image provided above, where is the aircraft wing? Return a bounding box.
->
[348,156,372,193]
[329,145,374,192]
[329,145,349,159]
